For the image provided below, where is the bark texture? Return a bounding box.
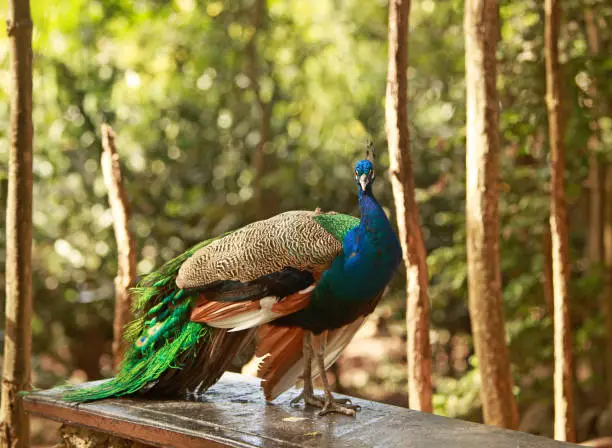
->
[101,124,137,370]
[385,0,433,412]
[0,1,34,446]
[545,0,576,441]
[464,0,519,429]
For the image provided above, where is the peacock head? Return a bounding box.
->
[355,148,376,192]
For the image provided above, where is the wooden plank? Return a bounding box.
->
[25,373,579,448]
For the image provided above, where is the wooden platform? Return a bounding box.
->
[24,372,579,448]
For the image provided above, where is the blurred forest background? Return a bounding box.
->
[1,0,612,444]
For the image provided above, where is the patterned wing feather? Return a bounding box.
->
[176,211,348,290]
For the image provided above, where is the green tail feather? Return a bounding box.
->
[63,234,229,402]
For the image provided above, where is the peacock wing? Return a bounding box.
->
[180,210,359,332]
[176,210,357,290]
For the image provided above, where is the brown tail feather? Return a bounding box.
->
[146,327,256,397]
[256,325,304,400]
[256,318,367,401]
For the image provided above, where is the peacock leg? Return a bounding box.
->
[312,332,361,417]
[290,332,325,407]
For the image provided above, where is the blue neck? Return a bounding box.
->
[355,186,394,245]
[286,182,403,331]
[305,181,403,322]
[318,184,402,301]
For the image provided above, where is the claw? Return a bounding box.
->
[291,390,325,408]
[291,390,360,416]
[318,397,359,417]
[333,398,361,411]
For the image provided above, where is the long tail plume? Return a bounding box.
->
[63,237,223,402]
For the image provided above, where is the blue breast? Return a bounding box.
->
[322,193,402,301]
[290,189,402,333]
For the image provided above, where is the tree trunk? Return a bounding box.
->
[246,0,275,220]
[0,0,34,446]
[464,0,519,429]
[605,165,612,404]
[385,0,433,412]
[584,5,612,403]
[584,7,603,266]
[545,0,576,441]
[101,124,137,370]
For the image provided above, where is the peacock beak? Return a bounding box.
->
[359,174,369,191]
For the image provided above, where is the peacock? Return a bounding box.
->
[64,149,402,416]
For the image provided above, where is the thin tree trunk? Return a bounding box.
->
[545,0,576,441]
[584,6,612,402]
[0,0,34,446]
[101,124,137,370]
[246,0,275,220]
[584,8,603,266]
[386,0,433,412]
[604,165,612,404]
[464,0,519,429]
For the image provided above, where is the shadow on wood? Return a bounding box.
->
[24,373,580,448]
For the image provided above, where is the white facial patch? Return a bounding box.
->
[359,174,368,191]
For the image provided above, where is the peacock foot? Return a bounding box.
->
[290,389,325,408]
[291,390,361,416]
[318,396,361,417]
